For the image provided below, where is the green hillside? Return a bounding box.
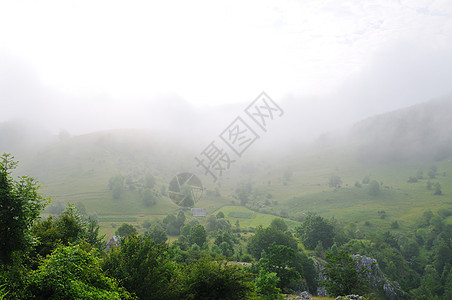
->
[5,97,452,239]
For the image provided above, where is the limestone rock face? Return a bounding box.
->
[316,254,404,299]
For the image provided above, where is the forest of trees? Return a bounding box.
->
[2,153,452,299]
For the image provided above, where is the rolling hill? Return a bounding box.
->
[2,96,452,238]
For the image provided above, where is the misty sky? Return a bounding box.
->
[1,0,452,135]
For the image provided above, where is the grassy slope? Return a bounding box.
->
[13,125,452,240]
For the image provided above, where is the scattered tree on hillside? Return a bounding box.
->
[144,173,156,189]
[179,184,194,207]
[328,174,342,189]
[115,223,137,237]
[296,214,335,250]
[143,188,157,206]
[108,175,124,199]
[368,180,380,196]
[434,182,442,195]
[283,168,293,183]
[270,218,288,232]
[248,223,298,259]
[362,176,370,184]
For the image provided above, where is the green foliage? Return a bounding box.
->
[214,231,235,257]
[296,214,335,250]
[188,224,206,247]
[362,176,370,184]
[367,180,380,196]
[179,184,194,207]
[321,250,369,297]
[163,212,186,235]
[248,225,297,259]
[206,215,217,232]
[32,204,105,257]
[329,174,342,188]
[115,223,137,237]
[144,173,156,189]
[270,218,288,232]
[0,153,49,264]
[391,220,400,229]
[236,181,253,206]
[142,188,157,206]
[206,214,232,232]
[254,269,282,299]
[108,175,124,200]
[28,243,133,299]
[216,211,225,219]
[103,234,179,299]
[0,283,8,299]
[256,244,301,292]
[146,224,168,244]
[181,257,254,300]
[434,182,442,195]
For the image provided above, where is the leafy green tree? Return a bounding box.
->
[163,212,185,235]
[214,231,234,257]
[188,224,206,247]
[248,225,297,259]
[296,214,335,250]
[206,215,217,232]
[433,238,452,274]
[179,184,194,207]
[434,182,442,195]
[28,243,133,300]
[32,205,105,257]
[257,244,301,291]
[0,153,49,264]
[411,264,441,298]
[181,257,254,299]
[321,250,369,297]
[103,234,179,299]
[368,180,380,196]
[108,175,124,199]
[328,174,342,188]
[147,224,168,244]
[115,223,137,238]
[144,173,156,189]
[216,211,225,219]
[362,176,370,184]
[176,210,186,228]
[254,269,282,299]
[143,188,157,206]
[270,218,288,232]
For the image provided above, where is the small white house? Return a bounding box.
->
[191,208,207,217]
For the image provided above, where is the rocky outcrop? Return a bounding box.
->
[315,254,404,299]
[283,291,310,299]
[335,295,364,300]
[352,254,404,300]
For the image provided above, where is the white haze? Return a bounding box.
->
[1,0,452,146]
